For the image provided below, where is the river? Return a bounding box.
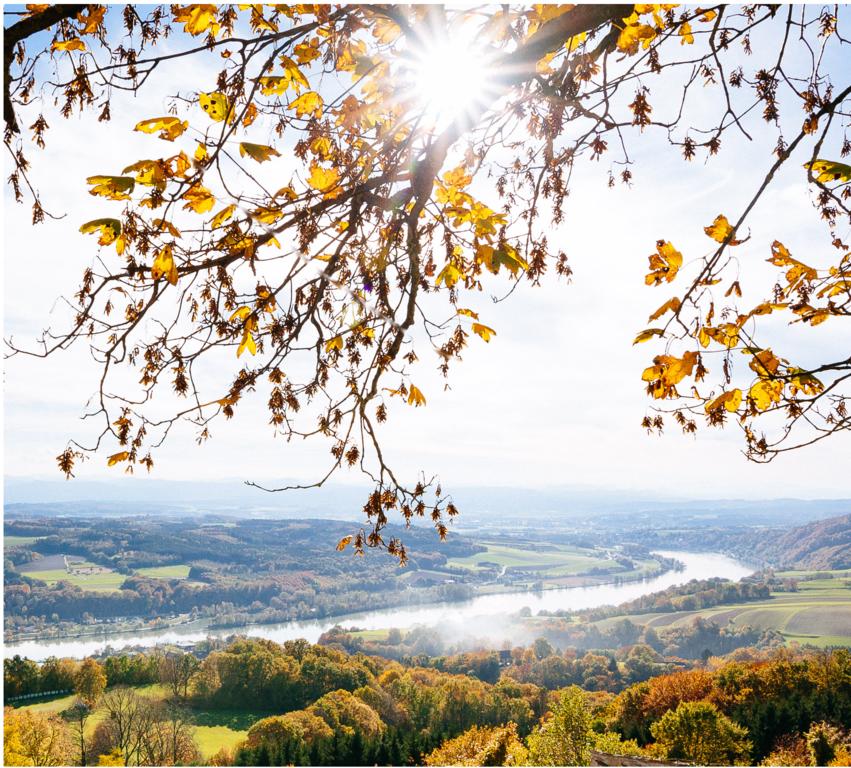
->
[4,551,753,661]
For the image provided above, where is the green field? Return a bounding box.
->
[348,628,394,641]
[25,562,127,592]
[18,685,256,759]
[136,564,191,580]
[5,535,40,547]
[447,542,611,576]
[592,570,851,647]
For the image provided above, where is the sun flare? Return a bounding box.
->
[402,27,499,125]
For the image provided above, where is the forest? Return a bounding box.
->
[6,636,851,766]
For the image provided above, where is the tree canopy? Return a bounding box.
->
[5,4,850,558]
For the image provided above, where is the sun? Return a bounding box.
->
[401,23,500,126]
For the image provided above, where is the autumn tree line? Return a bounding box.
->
[5,636,851,766]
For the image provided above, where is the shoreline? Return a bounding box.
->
[4,558,677,648]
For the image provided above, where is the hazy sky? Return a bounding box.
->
[4,7,850,499]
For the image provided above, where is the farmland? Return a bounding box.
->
[136,565,192,580]
[447,541,662,587]
[590,569,851,647]
[19,556,127,593]
[6,535,40,548]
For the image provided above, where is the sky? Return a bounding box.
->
[3,6,850,501]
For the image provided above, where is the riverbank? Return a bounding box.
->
[5,553,675,646]
[4,551,753,661]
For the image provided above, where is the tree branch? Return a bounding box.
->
[3,4,86,133]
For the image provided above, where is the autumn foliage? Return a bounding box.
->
[4,4,850,554]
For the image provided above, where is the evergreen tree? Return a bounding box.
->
[256,743,271,767]
[309,739,322,767]
[349,730,364,766]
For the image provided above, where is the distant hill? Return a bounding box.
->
[751,513,851,570]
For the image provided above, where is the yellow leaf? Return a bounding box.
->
[704,214,743,245]
[705,388,742,414]
[336,535,353,551]
[370,15,401,44]
[565,31,587,52]
[407,384,426,407]
[678,21,694,44]
[641,351,699,399]
[289,91,323,119]
[239,142,281,163]
[76,5,106,34]
[275,185,298,201]
[749,348,782,378]
[258,76,289,96]
[152,218,181,238]
[87,175,135,201]
[307,163,340,197]
[171,151,191,177]
[309,136,333,159]
[52,38,86,52]
[493,243,528,275]
[436,263,462,288]
[172,4,220,36]
[249,6,277,32]
[194,142,208,163]
[457,308,479,320]
[251,206,283,225]
[134,116,188,141]
[336,39,368,73]
[242,102,258,127]
[789,369,824,397]
[804,159,851,183]
[182,183,215,214]
[151,244,178,286]
[294,41,321,65]
[749,379,783,411]
[199,91,231,122]
[211,204,236,228]
[237,330,257,357]
[633,328,664,344]
[229,306,252,323]
[259,57,310,95]
[472,323,496,342]
[325,335,343,352]
[703,323,740,349]
[443,166,473,190]
[645,240,683,286]
[122,159,167,190]
[281,55,310,90]
[107,451,129,466]
[767,241,817,290]
[617,21,657,55]
[648,296,681,321]
[79,218,121,246]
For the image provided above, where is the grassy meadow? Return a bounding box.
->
[591,569,851,647]
[17,684,258,759]
[6,535,41,548]
[19,559,192,593]
[447,541,662,588]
